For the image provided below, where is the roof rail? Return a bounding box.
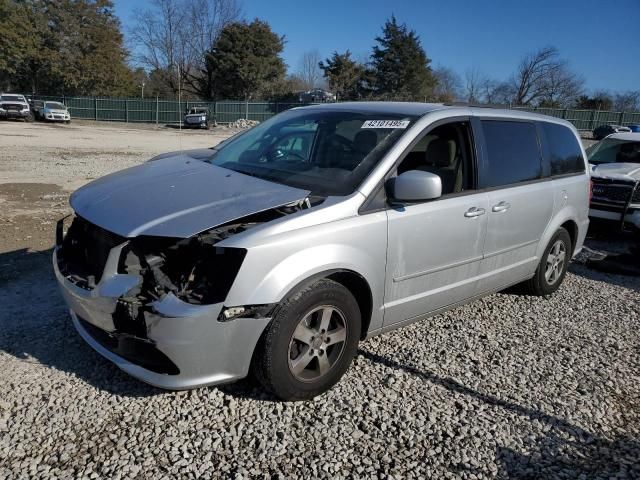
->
[443,101,511,109]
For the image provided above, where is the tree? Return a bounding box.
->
[369,16,436,100]
[50,0,136,96]
[574,91,613,110]
[297,50,323,90]
[206,19,286,100]
[1,0,136,96]
[481,78,514,105]
[130,0,242,97]
[613,91,640,111]
[464,67,484,103]
[511,46,583,107]
[319,50,365,101]
[433,66,462,102]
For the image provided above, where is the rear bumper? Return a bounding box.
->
[54,246,271,390]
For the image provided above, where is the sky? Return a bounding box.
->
[113,0,640,93]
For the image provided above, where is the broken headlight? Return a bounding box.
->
[119,233,247,305]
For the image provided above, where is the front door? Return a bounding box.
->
[384,120,488,325]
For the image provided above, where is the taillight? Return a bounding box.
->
[589,179,593,202]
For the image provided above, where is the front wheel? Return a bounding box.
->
[253,278,361,401]
[522,227,571,296]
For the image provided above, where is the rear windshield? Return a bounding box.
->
[587,138,640,164]
[206,109,418,196]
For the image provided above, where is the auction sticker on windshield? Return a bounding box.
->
[361,120,410,129]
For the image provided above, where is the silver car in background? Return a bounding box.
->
[54,103,590,400]
[41,101,71,123]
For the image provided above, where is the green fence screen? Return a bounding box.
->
[30,95,640,131]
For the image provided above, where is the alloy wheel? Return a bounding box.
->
[287,305,348,382]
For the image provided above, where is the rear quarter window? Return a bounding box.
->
[542,123,585,175]
[480,120,542,188]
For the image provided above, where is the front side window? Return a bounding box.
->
[397,121,475,195]
[587,138,640,165]
[543,123,585,175]
[207,109,418,196]
[480,120,541,188]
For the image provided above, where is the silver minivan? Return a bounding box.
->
[54,103,590,400]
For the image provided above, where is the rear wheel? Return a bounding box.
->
[253,278,360,401]
[522,227,571,296]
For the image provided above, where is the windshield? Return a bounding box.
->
[45,102,66,110]
[1,95,24,102]
[587,138,640,164]
[206,108,418,196]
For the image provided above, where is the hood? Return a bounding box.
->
[70,154,310,238]
[590,162,640,182]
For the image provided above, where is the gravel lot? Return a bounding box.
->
[0,121,639,479]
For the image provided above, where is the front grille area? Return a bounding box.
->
[2,103,23,111]
[58,216,126,289]
[591,180,634,204]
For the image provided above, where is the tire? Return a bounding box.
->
[253,278,361,401]
[25,114,34,122]
[521,227,571,296]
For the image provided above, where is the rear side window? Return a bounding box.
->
[542,123,585,175]
[480,120,541,188]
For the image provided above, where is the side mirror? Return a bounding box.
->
[386,170,442,202]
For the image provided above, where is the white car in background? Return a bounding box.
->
[0,93,33,121]
[588,132,640,232]
[41,101,71,123]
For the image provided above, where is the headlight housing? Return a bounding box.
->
[119,232,247,305]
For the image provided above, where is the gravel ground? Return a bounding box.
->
[0,121,639,479]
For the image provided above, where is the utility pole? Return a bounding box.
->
[141,82,145,99]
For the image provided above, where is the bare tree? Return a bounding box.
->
[481,78,514,105]
[510,46,583,107]
[297,50,322,90]
[613,90,640,111]
[464,67,484,103]
[130,0,241,97]
[433,66,462,102]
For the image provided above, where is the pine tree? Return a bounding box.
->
[370,16,436,101]
[319,50,365,101]
[206,20,286,100]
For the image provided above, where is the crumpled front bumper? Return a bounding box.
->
[53,238,271,390]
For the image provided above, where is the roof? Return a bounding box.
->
[295,101,449,116]
[294,101,575,128]
[604,132,640,141]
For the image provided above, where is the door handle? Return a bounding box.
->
[492,201,511,213]
[464,207,486,218]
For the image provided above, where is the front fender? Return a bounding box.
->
[223,216,388,332]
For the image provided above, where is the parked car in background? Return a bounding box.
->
[628,124,640,133]
[54,103,590,400]
[588,132,640,232]
[593,124,632,140]
[0,93,33,121]
[184,106,210,129]
[40,101,71,123]
[30,99,45,120]
[299,89,336,103]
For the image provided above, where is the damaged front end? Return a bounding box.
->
[54,201,309,386]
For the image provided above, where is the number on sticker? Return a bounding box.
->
[361,120,410,129]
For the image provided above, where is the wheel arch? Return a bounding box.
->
[277,268,374,340]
